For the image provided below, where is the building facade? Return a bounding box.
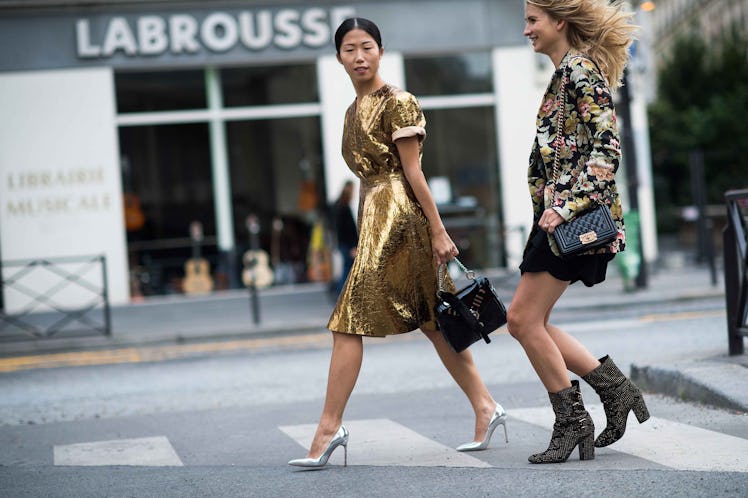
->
[0,0,657,307]
[647,0,748,53]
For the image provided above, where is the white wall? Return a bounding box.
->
[632,70,659,263]
[0,67,129,311]
[494,46,552,268]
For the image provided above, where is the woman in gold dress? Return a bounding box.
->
[288,18,506,468]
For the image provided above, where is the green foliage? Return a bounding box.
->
[648,26,748,232]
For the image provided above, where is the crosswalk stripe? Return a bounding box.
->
[279,418,492,468]
[53,436,184,467]
[511,405,748,473]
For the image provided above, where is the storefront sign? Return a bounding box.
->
[75,6,356,59]
[0,68,129,311]
[0,1,519,72]
[5,169,112,217]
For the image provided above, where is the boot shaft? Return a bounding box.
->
[549,380,590,421]
[582,355,627,393]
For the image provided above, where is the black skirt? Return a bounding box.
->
[520,227,614,288]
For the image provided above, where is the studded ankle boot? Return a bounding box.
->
[582,355,650,448]
[528,380,595,464]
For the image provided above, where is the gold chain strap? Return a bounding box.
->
[551,71,569,183]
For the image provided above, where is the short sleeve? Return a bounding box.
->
[389,91,426,143]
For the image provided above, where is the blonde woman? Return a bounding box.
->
[509,0,649,464]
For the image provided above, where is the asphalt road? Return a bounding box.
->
[1,303,746,497]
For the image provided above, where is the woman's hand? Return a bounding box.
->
[539,208,565,234]
[431,227,459,266]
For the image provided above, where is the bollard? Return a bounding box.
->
[244,214,263,325]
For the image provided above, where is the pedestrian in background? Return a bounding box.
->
[288,17,507,469]
[508,0,649,464]
[332,180,358,296]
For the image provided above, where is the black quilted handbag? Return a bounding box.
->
[550,70,617,258]
[434,258,507,353]
[553,204,617,257]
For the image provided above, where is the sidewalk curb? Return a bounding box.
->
[553,289,724,313]
[0,286,726,358]
[631,362,748,413]
[0,322,330,358]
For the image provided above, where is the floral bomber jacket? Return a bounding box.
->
[528,50,626,256]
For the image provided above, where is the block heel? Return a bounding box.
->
[578,434,595,461]
[633,397,650,424]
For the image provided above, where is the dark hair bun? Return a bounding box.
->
[334,18,383,53]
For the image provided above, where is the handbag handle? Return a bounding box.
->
[552,61,610,217]
[551,72,569,183]
[437,257,475,293]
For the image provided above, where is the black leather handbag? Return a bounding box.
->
[434,259,507,353]
[553,204,617,257]
[550,70,617,258]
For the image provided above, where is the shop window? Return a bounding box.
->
[404,52,492,96]
[119,123,215,295]
[226,116,323,284]
[221,64,318,106]
[421,106,502,268]
[116,70,206,113]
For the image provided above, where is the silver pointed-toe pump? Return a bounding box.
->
[288,426,349,469]
[456,403,508,452]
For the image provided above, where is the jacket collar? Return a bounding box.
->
[554,49,582,76]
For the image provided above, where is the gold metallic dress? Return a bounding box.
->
[327,84,452,337]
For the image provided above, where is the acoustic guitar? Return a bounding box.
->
[242,215,274,289]
[183,221,214,295]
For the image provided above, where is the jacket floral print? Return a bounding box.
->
[528,50,626,256]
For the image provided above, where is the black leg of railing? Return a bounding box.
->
[249,283,260,325]
[690,150,718,285]
[724,223,742,355]
[101,255,112,336]
[1,255,112,339]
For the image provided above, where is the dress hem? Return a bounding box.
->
[328,319,438,337]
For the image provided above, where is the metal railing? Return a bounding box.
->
[0,255,111,339]
[724,189,748,355]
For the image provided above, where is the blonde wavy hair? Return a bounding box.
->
[527,0,637,88]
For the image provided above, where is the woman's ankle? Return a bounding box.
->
[317,417,343,435]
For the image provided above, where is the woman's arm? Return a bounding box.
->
[552,59,622,224]
[396,135,456,265]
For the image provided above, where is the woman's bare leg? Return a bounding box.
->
[422,328,497,442]
[545,323,601,376]
[306,332,363,458]
[506,272,572,393]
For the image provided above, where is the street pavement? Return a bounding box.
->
[1,258,745,414]
[1,259,747,497]
[0,317,746,496]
